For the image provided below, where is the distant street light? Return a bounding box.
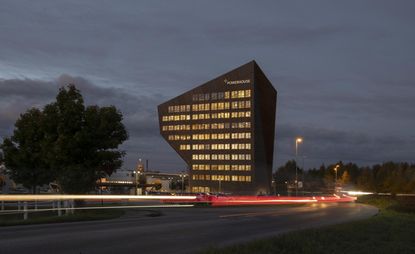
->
[334,164,340,193]
[218,176,222,193]
[272,180,277,195]
[179,173,185,194]
[133,171,142,195]
[295,137,303,196]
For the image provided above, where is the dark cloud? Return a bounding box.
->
[0,75,170,168]
[275,124,415,168]
[208,25,353,47]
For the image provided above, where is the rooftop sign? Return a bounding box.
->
[223,79,251,85]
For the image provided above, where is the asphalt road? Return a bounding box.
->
[0,203,378,254]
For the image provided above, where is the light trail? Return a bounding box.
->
[340,191,373,196]
[221,199,318,203]
[0,194,197,201]
[0,204,195,215]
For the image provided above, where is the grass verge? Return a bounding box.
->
[200,195,415,254]
[0,208,125,227]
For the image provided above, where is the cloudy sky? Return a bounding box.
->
[1,0,414,172]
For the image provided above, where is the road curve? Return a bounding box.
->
[0,203,377,254]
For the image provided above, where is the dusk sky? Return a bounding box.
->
[1,1,414,172]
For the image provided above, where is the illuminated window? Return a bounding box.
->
[231,122,251,129]
[230,90,251,99]
[179,144,191,150]
[220,112,230,118]
[168,135,191,141]
[192,154,211,160]
[231,111,251,118]
[167,105,191,113]
[163,124,190,131]
[230,143,251,150]
[192,124,210,130]
[231,101,238,109]
[230,132,252,139]
[192,186,210,192]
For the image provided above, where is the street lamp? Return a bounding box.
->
[133,171,138,195]
[218,176,222,193]
[334,164,339,193]
[272,180,278,195]
[179,173,185,194]
[132,170,143,195]
[295,137,303,196]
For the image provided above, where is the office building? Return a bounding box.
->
[158,61,276,194]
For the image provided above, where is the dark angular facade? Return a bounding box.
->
[158,61,277,194]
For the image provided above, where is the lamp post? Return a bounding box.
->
[179,173,185,194]
[272,180,277,195]
[295,137,303,196]
[132,170,143,195]
[133,171,138,195]
[133,171,141,195]
[285,181,289,196]
[334,164,339,193]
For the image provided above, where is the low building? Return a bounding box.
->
[100,169,188,194]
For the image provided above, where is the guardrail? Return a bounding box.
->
[0,195,197,221]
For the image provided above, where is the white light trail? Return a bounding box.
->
[341,191,373,196]
[0,194,197,201]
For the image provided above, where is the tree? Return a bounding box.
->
[1,84,128,194]
[340,170,350,186]
[356,168,374,191]
[170,178,189,191]
[1,109,54,193]
[43,85,128,193]
[273,160,299,184]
